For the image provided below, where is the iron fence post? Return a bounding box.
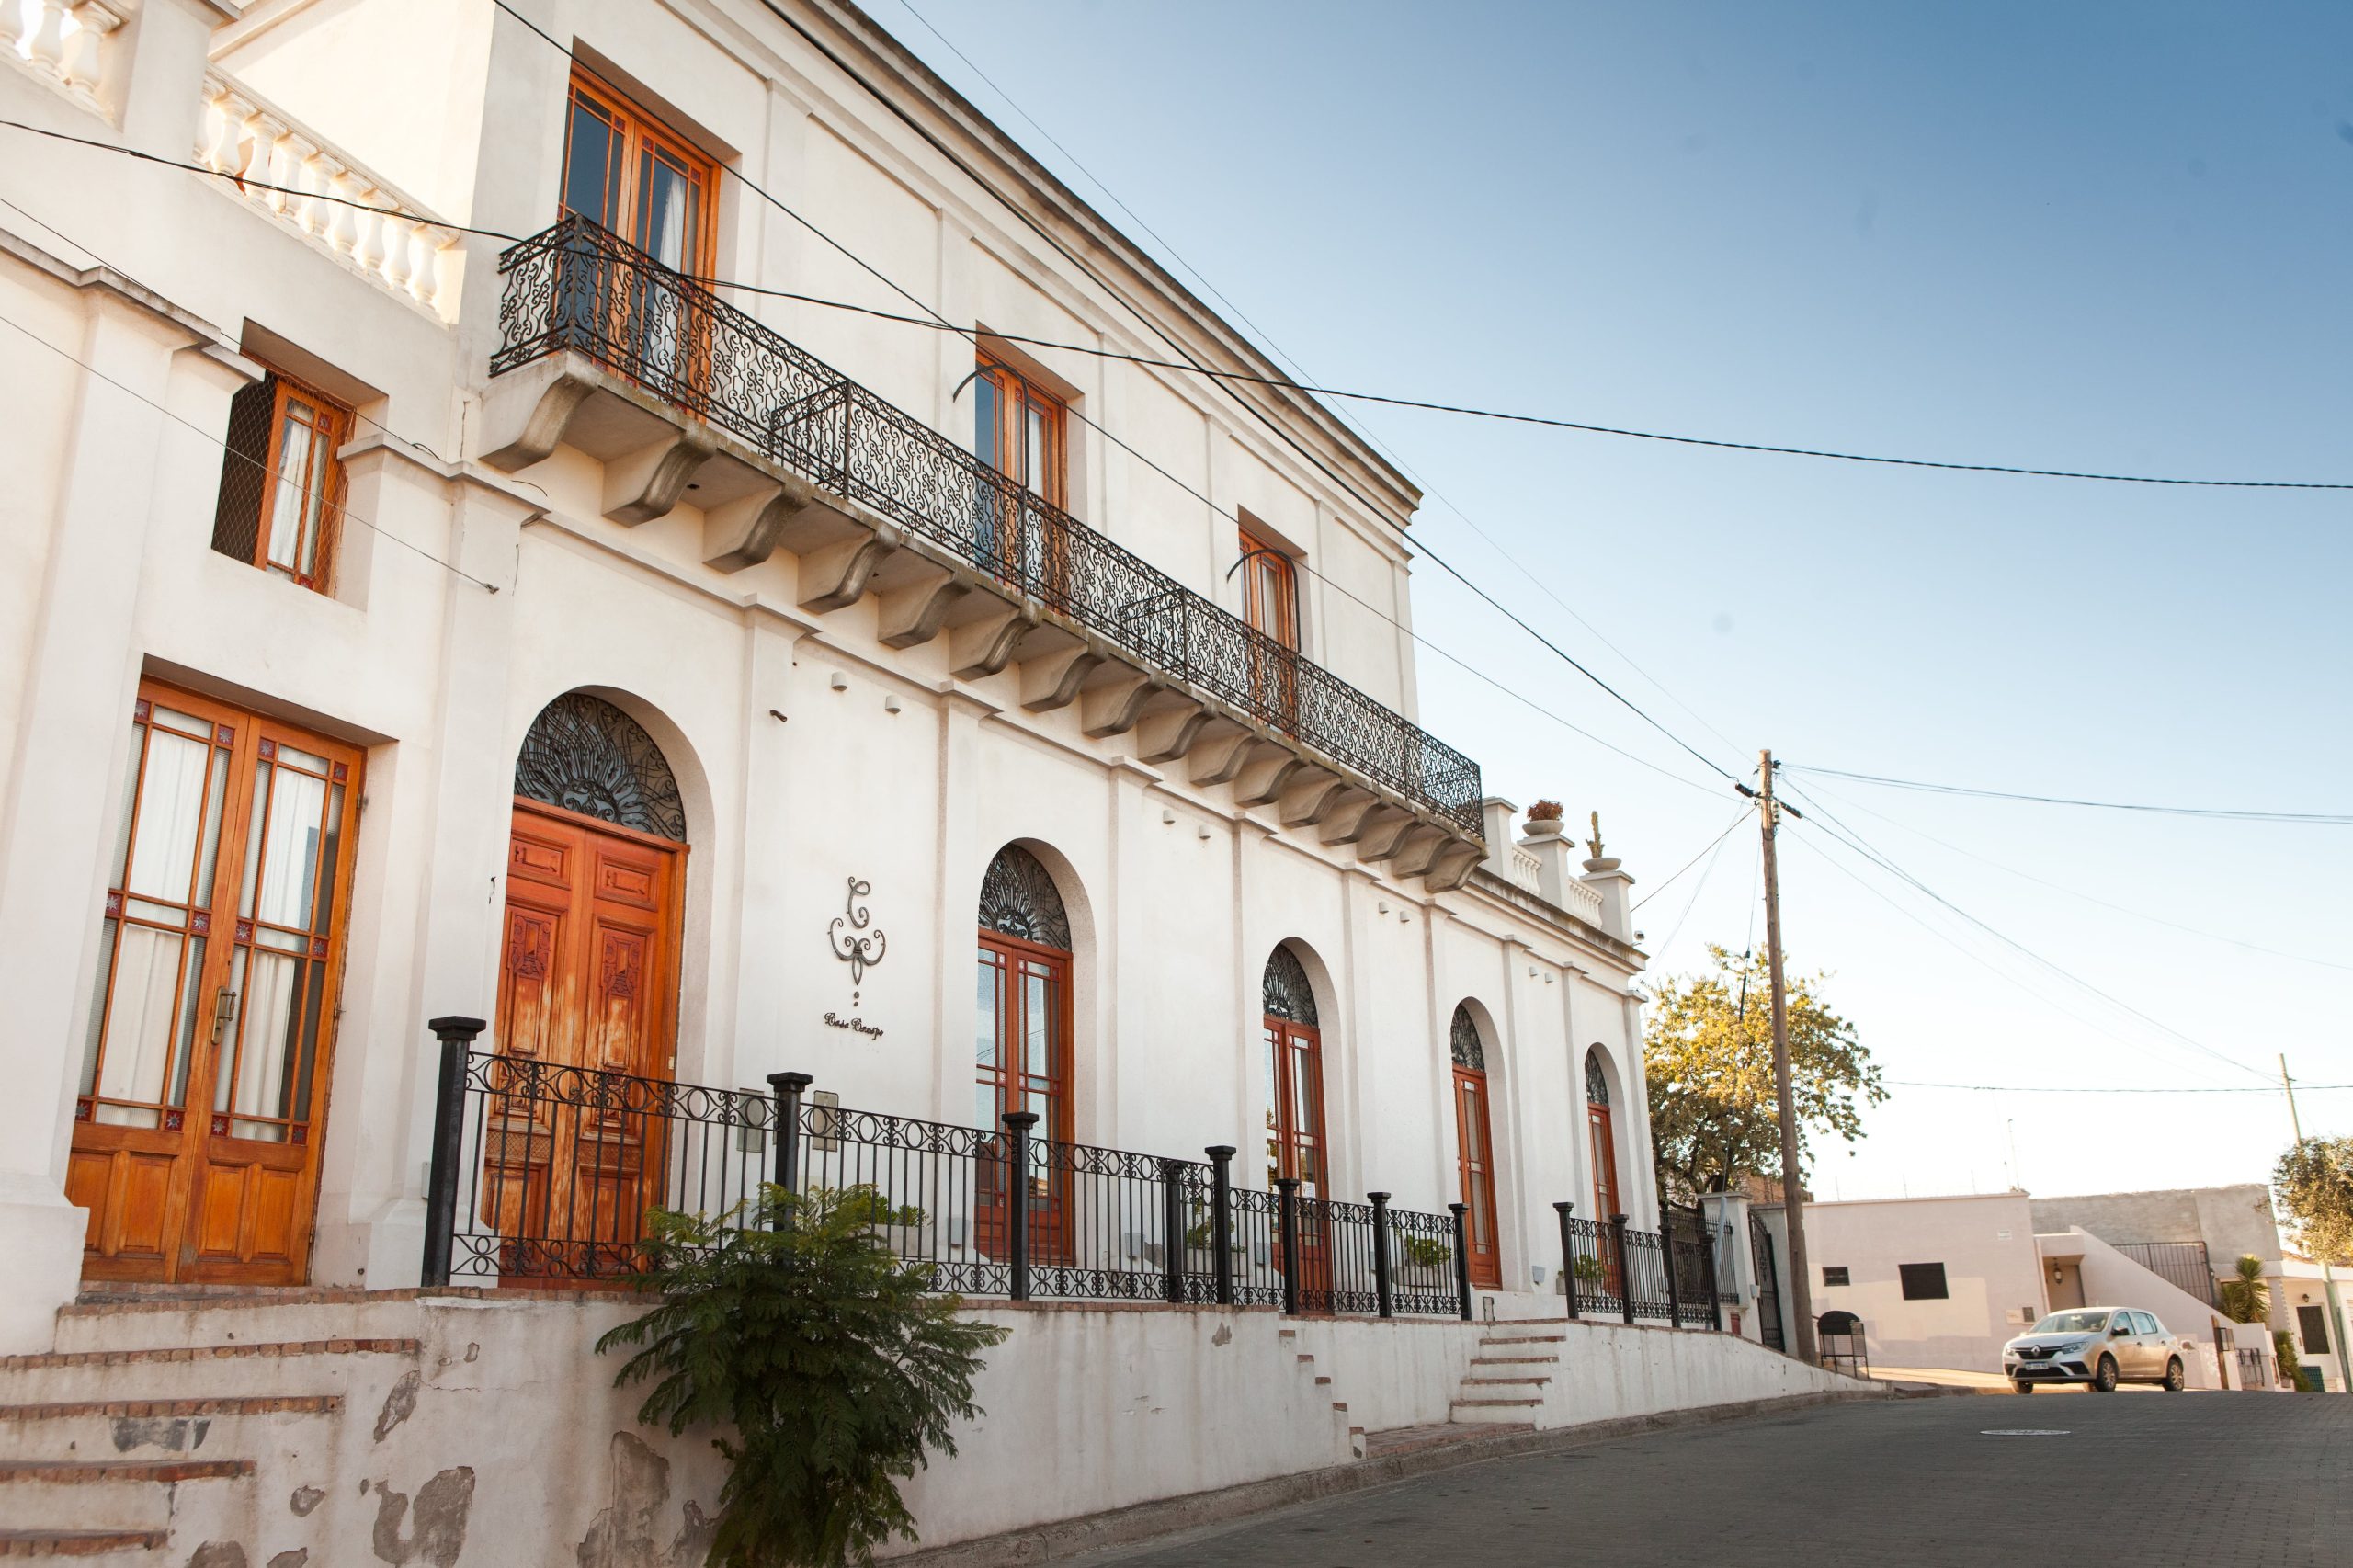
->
[1369,1192,1393,1319]
[1706,1223,1726,1332]
[1553,1202,1580,1320]
[1449,1202,1473,1322]
[1660,1211,1683,1329]
[767,1072,811,1228]
[1275,1176,1301,1316]
[1611,1213,1634,1324]
[1206,1145,1236,1306]
[419,1016,483,1290]
[1005,1111,1038,1301]
[1160,1158,1187,1304]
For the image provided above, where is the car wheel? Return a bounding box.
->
[2164,1358,2185,1392]
[2092,1356,2119,1392]
[2012,1380,2036,1394]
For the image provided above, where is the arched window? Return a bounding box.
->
[1585,1047,1620,1222]
[513,692,686,842]
[1449,1005,1500,1289]
[1262,943,1329,1302]
[975,846,1074,1263]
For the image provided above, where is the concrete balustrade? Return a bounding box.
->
[194,71,462,323]
[3,0,123,106]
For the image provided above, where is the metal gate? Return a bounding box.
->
[1750,1210,1785,1352]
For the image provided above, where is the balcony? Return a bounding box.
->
[482,217,1485,882]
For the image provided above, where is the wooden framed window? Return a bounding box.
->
[972,353,1067,506]
[1449,1005,1501,1290]
[1237,525,1299,650]
[974,846,1074,1265]
[209,370,351,594]
[562,68,714,270]
[70,681,364,1283]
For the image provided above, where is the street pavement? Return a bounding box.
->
[1064,1392,2349,1567]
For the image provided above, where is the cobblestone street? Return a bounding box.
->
[1069,1394,2350,1567]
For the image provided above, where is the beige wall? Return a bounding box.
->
[1799,1193,2048,1373]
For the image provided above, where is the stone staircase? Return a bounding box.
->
[1275,1326,1367,1460]
[0,1290,426,1563]
[1450,1324,1563,1425]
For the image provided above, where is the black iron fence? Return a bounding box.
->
[421,1023,1495,1320]
[489,215,1483,838]
[2113,1241,2218,1307]
[420,1021,1733,1337]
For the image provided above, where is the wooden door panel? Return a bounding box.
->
[74,1147,175,1266]
[488,800,682,1284]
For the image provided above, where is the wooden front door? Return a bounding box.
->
[69,684,362,1284]
[1453,1065,1501,1290]
[1587,1099,1623,1295]
[973,929,1071,1265]
[1264,1017,1331,1303]
[484,798,683,1280]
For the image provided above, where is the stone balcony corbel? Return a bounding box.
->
[1279,773,1358,830]
[1387,824,1450,879]
[1135,704,1218,765]
[1316,792,1383,846]
[1352,806,1418,864]
[1233,748,1305,808]
[1017,643,1106,713]
[872,557,972,649]
[601,426,717,525]
[1186,723,1258,787]
[1424,840,1485,892]
[947,598,1038,679]
[1077,668,1163,738]
[796,523,897,612]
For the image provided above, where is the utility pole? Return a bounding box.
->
[2280,1053,2346,1392]
[1758,750,1816,1365]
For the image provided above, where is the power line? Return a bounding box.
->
[1652,810,1742,954]
[0,311,503,594]
[1779,781,2272,1083]
[1791,772,2353,973]
[1785,764,2353,826]
[1892,1079,2352,1096]
[1777,816,2250,1085]
[1632,811,1750,911]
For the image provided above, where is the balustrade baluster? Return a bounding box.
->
[0,0,28,51]
[61,2,119,94]
[26,0,64,71]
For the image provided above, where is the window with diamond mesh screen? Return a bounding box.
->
[210,375,278,570]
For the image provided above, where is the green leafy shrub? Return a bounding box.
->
[2275,1329,2305,1392]
[1401,1235,1453,1270]
[597,1185,1009,1566]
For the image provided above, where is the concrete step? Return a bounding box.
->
[1461,1376,1552,1388]
[1477,1334,1565,1346]
[0,1527,170,1560]
[1361,1420,1536,1459]
[1451,1396,1545,1425]
[1469,1354,1559,1366]
[0,1460,249,1534]
[0,1341,418,1406]
[0,1395,341,1462]
[52,1290,442,1354]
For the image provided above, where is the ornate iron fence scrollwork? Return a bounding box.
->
[492,216,1483,837]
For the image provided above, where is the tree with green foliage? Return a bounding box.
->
[2217,1254,2270,1324]
[598,1185,1009,1567]
[1643,944,1885,1201]
[2275,1329,2305,1392]
[2273,1135,2353,1267]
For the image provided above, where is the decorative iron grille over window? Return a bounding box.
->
[977,845,1070,949]
[1263,945,1317,1025]
[1449,1005,1484,1070]
[1585,1048,1610,1107]
[514,692,687,842]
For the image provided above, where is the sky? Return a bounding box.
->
[875,1,2353,1206]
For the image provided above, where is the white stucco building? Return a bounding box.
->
[1,0,1677,1348]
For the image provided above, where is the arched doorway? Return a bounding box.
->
[488,692,688,1278]
[974,844,1073,1262]
[1585,1048,1621,1221]
[1262,944,1328,1301]
[1450,1005,1501,1290]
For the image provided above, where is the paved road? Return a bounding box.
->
[1067,1393,2349,1567]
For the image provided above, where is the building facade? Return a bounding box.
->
[0,0,1664,1351]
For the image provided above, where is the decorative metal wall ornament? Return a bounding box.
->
[977,845,1071,949]
[1262,945,1318,1025]
[1586,1049,1610,1108]
[1449,1005,1484,1071]
[513,692,687,842]
[827,878,888,998]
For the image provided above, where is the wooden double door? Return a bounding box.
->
[483,799,683,1279]
[972,928,1072,1265]
[1265,1016,1332,1303]
[1452,1065,1502,1290]
[70,684,362,1284]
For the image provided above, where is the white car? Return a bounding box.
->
[2003,1307,2187,1392]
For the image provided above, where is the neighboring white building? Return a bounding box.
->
[0,0,1665,1349]
[1755,1188,2283,1386]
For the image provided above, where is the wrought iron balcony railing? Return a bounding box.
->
[490,216,1483,837]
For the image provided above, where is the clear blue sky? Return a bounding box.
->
[881,1,2353,1205]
